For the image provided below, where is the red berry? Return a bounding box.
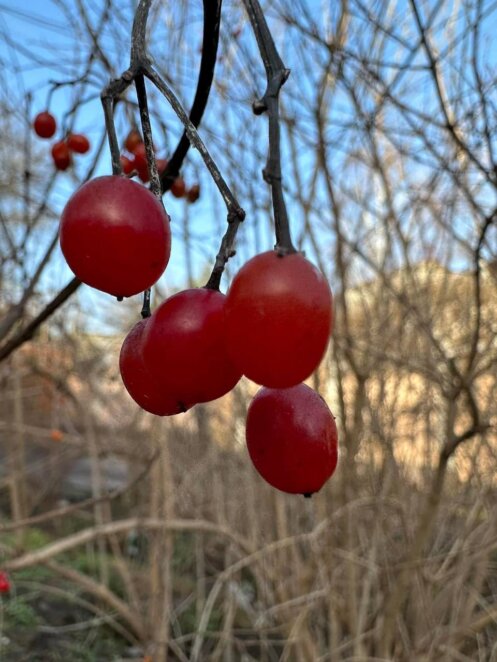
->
[170,177,186,198]
[142,288,242,405]
[67,133,90,154]
[246,384,338,495]
[51,141,71,171]
[0,571,11,594]
[33,111,56,138]
[136,164,150,183]
[124,129,142,153]
[120,319,193,415]
[132,143,147,167]
[186,184,200,203]
[60,176,171,297]
[225,251,333,388]
[120,155,135,175]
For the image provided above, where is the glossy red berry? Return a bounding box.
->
[51,141,71,171]
[60,175,171,297]
[170,177,186,198]
[120,319,193,415]
[142,288,242,405]
[67,133,90,154]
[225,251,333,388]
[246,384,338,495]
[0,571,11,594]
[33,111,56,138]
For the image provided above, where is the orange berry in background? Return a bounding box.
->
[67,133,90,154]
[124,129,142,153]
[50,429,64,442]
[170,177,186,198]
[187,184,200,203]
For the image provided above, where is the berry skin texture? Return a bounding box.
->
[120,319,193,415]
[59,175,171,298]
[67,133,90,154]
[51,141,71,171]
[225,251,333,388]
[33,111,56,138]
[142,288,242,406]
[246,384,338,495]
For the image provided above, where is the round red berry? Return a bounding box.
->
[246,384,338,495]
[170,177,186,198]
[120,319,193,415]
[124,129,142,153]
[51,141,71,171]
[67,133,90,154]
[59,175,171,297]
[225,251,333,388]
[142,288,242,406]
[187,184,200,203]
[33,111,56,138]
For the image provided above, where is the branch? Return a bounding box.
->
[242,0,294,254]
[46,560,146,641]
[0,278,81,362]
[409,0,493,184]
[3,518,252,571]
[0,450,159,533]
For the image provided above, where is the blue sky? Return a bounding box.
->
[1,0,497,335]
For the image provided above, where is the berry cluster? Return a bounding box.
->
[59,173,338,496]
[33,111,90,170]
[119,130,200,202]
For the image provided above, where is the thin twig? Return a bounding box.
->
[242,0,294,254]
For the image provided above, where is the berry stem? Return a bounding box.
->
[141,289,151,319]
[135,73,164,318]
[135,73,161,198]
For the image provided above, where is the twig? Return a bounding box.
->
[0,278,81,362]
[4,518,252,570]
[242,0,294,254]
[0,450,159,533]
